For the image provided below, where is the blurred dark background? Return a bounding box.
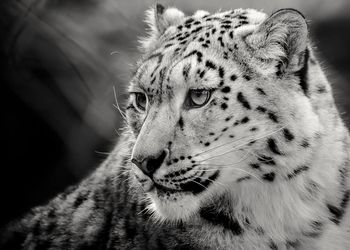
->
[1,0,350,227]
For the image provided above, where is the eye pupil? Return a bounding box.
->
[188,89,211,108]
[135,93,147,111]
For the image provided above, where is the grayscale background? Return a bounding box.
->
[1,0,350,227]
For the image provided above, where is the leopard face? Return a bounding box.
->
[125,6,320,222]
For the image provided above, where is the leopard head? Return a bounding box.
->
[125,5,324,222]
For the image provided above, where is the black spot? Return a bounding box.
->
[283,129,295,141]
[327,190,350,224]
[316,85,327,93]
[263,172,275,182]
[150,77,156,85]
[182,64,191,81]
[200,204,243,235]
[258,155,276,165]
[209,132,215,136]
[237,92,251,110]
[218,67,225,78]
[287,166,309,179]
[328,204,342,224]
[188,156,192,159]
[276,61,283,77]
[193,26,203,33]
[221,20,232,24]
[221,86,231,93]
[268,112,279,123]
[199,70,206,79]
[217,36,225,47]
[269,241,278,250]
[229,31,234,39]
[173,158,179,163]
[74,192,89,208]
[221,103,228,110]
[185,18,195,25]
[221,25,232,29]
[250,127,258,132]
[286,240,301,248]
[237,176,251,182]
[225,116,233,122]
[256,87,266,95]
[256,106,267,113]
[196,51,203,63]
[301,139,310,148]
[184,50,203,63]
[241,117,249,124]
[180,171,219,195]
[303,221,324,238]
[205,60,217,70]
[267,138,283,155]
[229,134,235,138]
[178,116,184,130]
[211,28,217,34]
[204,142,210,147]
[222,127,228,132]
[230,74,237,81]
[243,75,251,81]
[295,48,310,96]
[250,163,260,169]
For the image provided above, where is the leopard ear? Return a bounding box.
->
[139,4,185,52]
[245,9,308,75]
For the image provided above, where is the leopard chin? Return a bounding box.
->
[147,190,201,222]
[145,171,222,222]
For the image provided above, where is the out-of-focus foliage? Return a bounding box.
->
[1,0,350,226]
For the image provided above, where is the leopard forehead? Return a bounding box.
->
[130,9,267,93]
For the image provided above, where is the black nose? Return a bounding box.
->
[131,150,167,177]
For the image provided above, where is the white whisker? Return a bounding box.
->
[190,179,210,191]
[196,124,288,163]
[113,85,127,121]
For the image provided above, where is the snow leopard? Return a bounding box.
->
[1,4,349,250]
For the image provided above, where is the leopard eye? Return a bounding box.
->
[187,89,212,108]
[133,92,148,112]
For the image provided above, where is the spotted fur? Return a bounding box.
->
[1,5,350,250]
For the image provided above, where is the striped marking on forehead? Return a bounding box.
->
[132,8,266,93]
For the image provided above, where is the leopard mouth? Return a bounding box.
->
[153,170,220,196]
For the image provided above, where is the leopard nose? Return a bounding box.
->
[131,150,168,177]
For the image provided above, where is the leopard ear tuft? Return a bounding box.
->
[139,4,185,52]
[246,9,308,75]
